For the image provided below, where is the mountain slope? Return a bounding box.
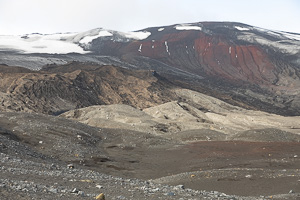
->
[1,22,300,115]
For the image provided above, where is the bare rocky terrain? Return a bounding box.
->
[1,109,300,199]
[1,69,300,199]
[0,63,176,114]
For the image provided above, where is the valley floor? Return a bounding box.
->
[0,112,300,199]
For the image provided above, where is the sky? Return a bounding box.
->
[0,0,300,35]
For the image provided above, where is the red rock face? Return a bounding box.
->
[193,36,276,85]
[120,31,277,86]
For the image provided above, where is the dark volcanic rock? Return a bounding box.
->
[0,63,177,114]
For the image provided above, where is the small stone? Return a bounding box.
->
[289,190,294,194]
[67,164,74,169]
[80,179,92,183]
[16,185,22,190]
[78,191,84,196]
[96,193,105,200]
[70,188,78,193]
[165,192,175,196]
[174,184,185,190]
[150,188,160,192]
[294,155,298,158]
[50,164,57,169]
[245,175,252,178]
[49,187,58,193]
[96,185,104,189]
[39,141,43,144]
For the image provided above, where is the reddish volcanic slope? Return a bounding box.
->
[90,22,298,87]
[87,22,300,115]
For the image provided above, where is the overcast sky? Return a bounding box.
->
[0,0,300,35]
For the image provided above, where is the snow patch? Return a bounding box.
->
[229,47,231,54]
[0,34,87,54]
[235,26,250,31]
[122,31,151,40]
[237,32,300,55]
[158,28,164,32]
[0,28,152,54]
[254,27,300,41]
[79,30,112,44]
[280,32,300,41]
[175,24,202,31]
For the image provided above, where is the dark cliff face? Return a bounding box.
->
[85,22,300,115]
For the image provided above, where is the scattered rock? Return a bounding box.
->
[96,185,104,189]
[67,164,74,169]
[165,192,176,196]
[96,193,105,200]
[70,188,78,193]
[174,184,185,190]
[78,191,85,196]
[289,190,294,194]
[48,187,58,194]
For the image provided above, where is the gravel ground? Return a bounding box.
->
[0,152,248,200]
[1,112,300,199]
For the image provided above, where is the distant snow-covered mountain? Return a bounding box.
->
[1,22,300,116]
[0,28,151,54]
[0,23,299,55]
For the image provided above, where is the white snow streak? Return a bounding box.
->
[138,44,142,52]
[158,28,164,32]
[175,25,202,31]
[165,41,170,55]
[235,26,250,31]
[229,47,231,54]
